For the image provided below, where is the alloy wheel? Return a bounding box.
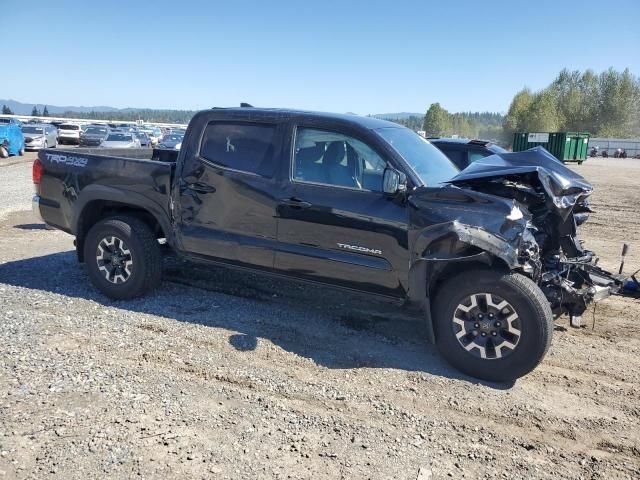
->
[452,293,521,360]
[96,236,133,284]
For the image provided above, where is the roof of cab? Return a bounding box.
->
[199,107,403,131]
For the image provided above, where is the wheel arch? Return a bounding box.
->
[407,222,518,344]
[75,197,170,263]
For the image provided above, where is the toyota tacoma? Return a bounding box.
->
[32,107,623,381]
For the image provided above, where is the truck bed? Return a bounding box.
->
[35,147,176,235]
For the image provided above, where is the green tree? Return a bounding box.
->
[1,105,13,115]
[423,103,451,137]
[504,88,534,134]
[42,105,50,117]
[525,90,562,132]
[31,106,40,116]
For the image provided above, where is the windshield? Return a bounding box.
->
[85,127,107,135]
[60,124,80,131]
[164,135,182,142]
[106,134,132,141]
[376,127,459,186]
[22,126,45,134]
[0,118,12,124]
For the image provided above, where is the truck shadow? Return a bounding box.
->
[0,250,513,389]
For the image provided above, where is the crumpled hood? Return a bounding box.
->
[447,146,593,220]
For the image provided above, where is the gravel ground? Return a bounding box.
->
[0,157,639,479]
[0,159,34,220]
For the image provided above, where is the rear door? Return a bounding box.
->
[175,119,285,269]
[274,124,410,297]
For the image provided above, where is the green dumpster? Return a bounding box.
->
[512,132,590,164]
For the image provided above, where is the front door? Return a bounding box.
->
[275,126,409,297]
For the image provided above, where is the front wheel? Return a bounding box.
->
[433,269,553,382]
[83,216,161,300]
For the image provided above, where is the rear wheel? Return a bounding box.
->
[433,269,553,382]
[84,216,161,300]
[0,146,8,158]
[19,147,25,156]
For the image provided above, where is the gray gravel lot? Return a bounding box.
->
[0,157,639,479]
[0,160,33,220]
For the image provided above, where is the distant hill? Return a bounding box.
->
[0,99,136,115]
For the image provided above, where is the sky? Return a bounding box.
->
[3,0,639,115]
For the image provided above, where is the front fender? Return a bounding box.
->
[406,221,521,344]
[412,221,520,267]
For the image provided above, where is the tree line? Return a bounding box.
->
[420,68,639,144]
[43,109,197,124]
[504,68,639,138]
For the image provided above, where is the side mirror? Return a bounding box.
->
[382,168,407,195]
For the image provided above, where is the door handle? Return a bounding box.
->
[279,197,312,209]
[187,182,216,194]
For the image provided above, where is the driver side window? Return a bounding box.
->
[293,128,389,192]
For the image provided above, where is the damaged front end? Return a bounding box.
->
[448,147,625,325]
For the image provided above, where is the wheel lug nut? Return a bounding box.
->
[471,330,479,337]
[478,314,484,319]
[491,331,497,336]
[474,323,480,328]
[481,332,487,337]
[495,322,501,327]
[488,313,494,319]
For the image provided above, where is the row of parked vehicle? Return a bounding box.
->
[0,117,186,157]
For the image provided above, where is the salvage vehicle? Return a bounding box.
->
[99,132,141,149]
[0,117,26,157]
[32,108,625,381]
[23,124,58,150]
[58,123,83,145]
[79,125,110,147]
[430,138,508,170]
[157,133,183,149]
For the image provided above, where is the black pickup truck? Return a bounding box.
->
[32,107,622,381]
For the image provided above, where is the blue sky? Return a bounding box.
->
[4,0,639,114]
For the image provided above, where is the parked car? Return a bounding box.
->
[429,138,508,170]
[58,123,83,145]
[32,108,623,382]
[134,131,152,148]
[0,117,25,157]
[22,124,58,150]
[99,132,141,148]
[157,134,183,149]
[79,126,110,147]
[148,127,162,145]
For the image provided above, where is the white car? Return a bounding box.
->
[58,123,83,145]
[99,132,141,149]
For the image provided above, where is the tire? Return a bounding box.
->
[83,216,161,300]
[19,147,25,156]
[433,269,553,382]
[0,146,8,158]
